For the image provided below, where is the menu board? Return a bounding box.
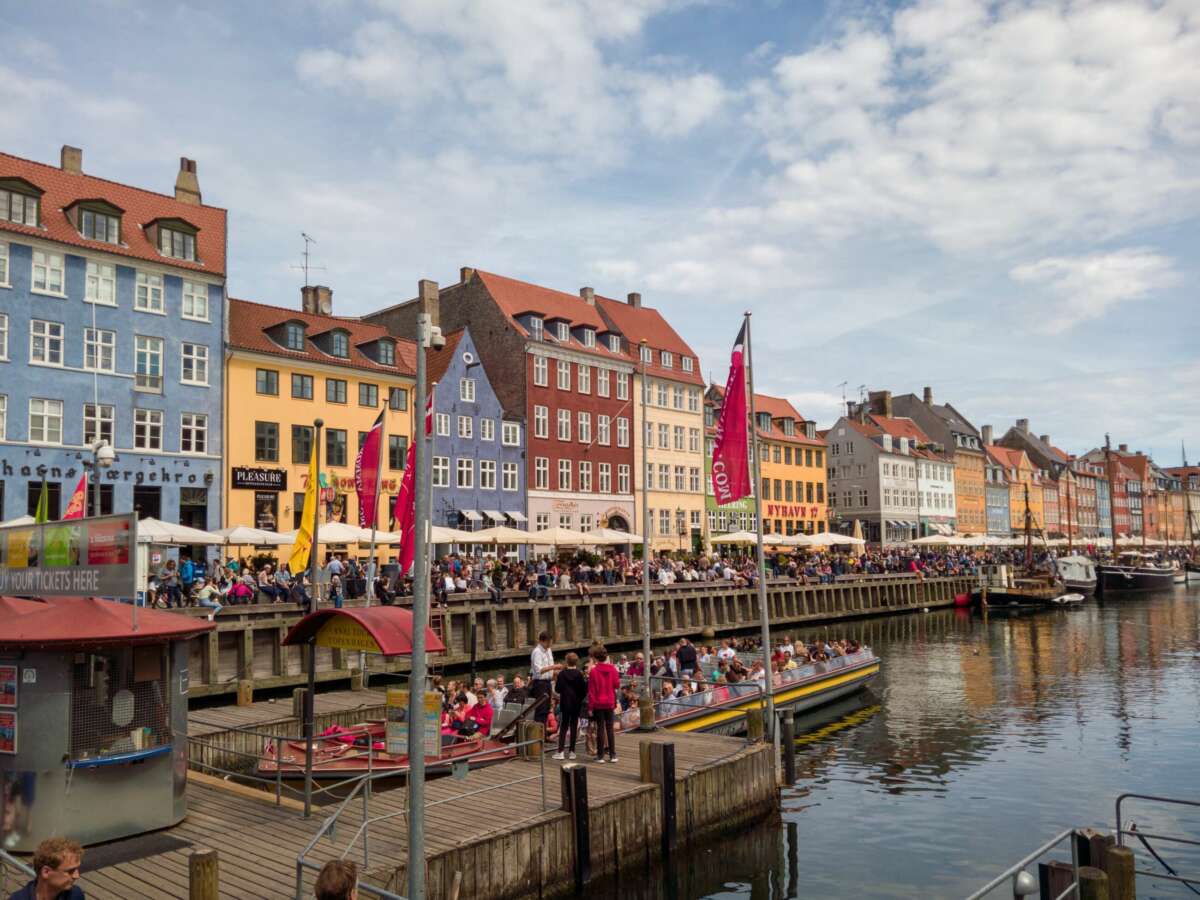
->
[0,514,137,598]
[0,666,15,708]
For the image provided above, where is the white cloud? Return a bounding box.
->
[1009,248,1179,334]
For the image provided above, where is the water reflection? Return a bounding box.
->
[656,585,1200,899]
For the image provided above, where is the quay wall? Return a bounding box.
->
[183,574,973,698]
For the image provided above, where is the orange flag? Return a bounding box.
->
[62,473,88,520]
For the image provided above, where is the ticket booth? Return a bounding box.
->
[0,596,212,851]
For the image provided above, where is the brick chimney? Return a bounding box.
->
[1040,434,1050,445]
[175,157,201,205]
[627,292,641,308]
[981,424,993,446]
[922,386,933,405]
[301,285,333,315]
[1118,443,1128,453]
[579,287,595,306]
[418,279,440,328]
[1016,418,1030,433]
[460,267,475,284]
[60,145,82,174]
[867,390,892,418]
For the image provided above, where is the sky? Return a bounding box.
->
[2,0,1197,461]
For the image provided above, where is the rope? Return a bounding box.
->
[1131,823,1200,896]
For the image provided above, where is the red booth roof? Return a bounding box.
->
[0,596,214,648]
[281,606,446,656]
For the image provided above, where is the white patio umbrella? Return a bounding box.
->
[212,525,288,545]
[588,527,645,544]
[808,532,867,547]
[710,530,760,544]
[528,526,603,546]
[910,534,954,546]
[470,525,538,544]
[778,533,814,547]
[761,532,790,545]
[136,517,224,545]
[429,525,483,543]
[279,521,374,544]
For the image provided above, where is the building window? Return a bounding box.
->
[674,425,685,450]
[131,336,163,392]
[480,459,496,490]
[682,356,694,373]
[326,428,348,466]
[529,317,543,341]
[657,383,668,407]
[181,412,207,454]
[432,456,449,487]
[475,418,492,441]
[502,461,519,491]
[556,409,571,441]
[578,365,590,394]
[502,421,520,446]
[326,378,347,403]
[559,513,572,528]
[285,322,305,350]
[556,359,571,390]
[617,372,630,400]
[331,331,349,358]
[256,369,279,395]
[359,383,378,407]
[456,458,474,489]
[688,389,700,412]
[389,387,408,410]
[558,458,571,491]
[460,378,475,402]
[28,398,62,444]
[640,345,652,364]
[159,226,196,261]
[82,328,115,372]
[599,463,611,493]
[0,242,7,286]
[579,461,592,492]
[597,369,610,397]
[458,415,473,439]
[378,341,395,365]
[674,465,686,491]
[533,356,548,386]
[29,320,63,366]
[134,408,163,450]
[582,328,595,348]
[597,415,611,446]
[688,427,701,453]
[80,208,120,243]
[618,464,630,494]
[689,467,701,492]
[578,411,591,444]
[658,464,670,491]
[608,334,620,353]
[0,189,38,226]
[292,425,313,463]
[428,413,445,437]
[661,350,674,368]
[32,250,65,295]
[535,513,549,531]
[658,423,669,449]
[291,373,313,399]
[83,403,114,445]
[135,271,164,312]
[388,435,408,470]
[534,457,549,490]
[617,417,629,447]
[556,322,569,342]
[85,261,117,305]
[660,509,671,535]
[255,421,279,461]
[180,280,209,321]
[181,343,208,385]
[0,395,6,440]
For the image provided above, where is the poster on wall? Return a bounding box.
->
[0,513,136,598]
[254,492,278,531]
[0,711,16,754]
[0,666,16,707]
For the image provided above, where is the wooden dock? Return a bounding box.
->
[64,730,776,900]
[182,574,973,698]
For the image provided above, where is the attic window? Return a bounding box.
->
[331,330,350,358]
[80,207,120,244]
[556,322,569,342]
[681,356,693,373]
[640,345,652,364]
[285,323,305,351]
[782,419,794,436]
[159,226,196,261]
[582,328,595,348]
[608,334,620,353]
[378,340,395,365]
[661,351,673,368]
[0,188,39,227]
[757,413,771,431]
[529,317,543,341]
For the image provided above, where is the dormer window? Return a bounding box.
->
[285,323,305,351]
[161,227,195,261]
[681,356,693,373]
[378,340,395,366]
[608,334,620,353]
[782,419,795,436]
[556,322,570,342]
[582,328,595,348]
[79,206,121,244]
[757,412,771,431]
[640,345,652,364]
[529,317,543,341]
[0,182,40,227]
[331,330,350,358]
[661,351,673,368]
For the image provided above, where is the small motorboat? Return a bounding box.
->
[1056,555,1098,595]
[1050,593,1085,606]
[257,722,515,781]
[1173,568,1188,585]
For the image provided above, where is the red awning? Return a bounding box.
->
[0,596,214,648]
[281,606,446,657]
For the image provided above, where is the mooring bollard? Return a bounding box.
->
[638,691,656,731]
[189,848,219,900]
[1078,865,1110,900]
[638,741,677,857]
[292,686,307,720]
[746,706,765,742]
[560,764,591,892]
[1104,845,1136,900]
[779,709,796,786]
[236,679,253,707]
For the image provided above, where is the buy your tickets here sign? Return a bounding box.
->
[0,513,137,598]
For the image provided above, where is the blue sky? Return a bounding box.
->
[2,0,1197,460]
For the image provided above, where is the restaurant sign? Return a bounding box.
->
[0,513,137,598]
[231,467,287,491]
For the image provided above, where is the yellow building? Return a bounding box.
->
[597,293,706,554]
[753,393,828,536]
[986,445,1044,532]
[224,289,415,562]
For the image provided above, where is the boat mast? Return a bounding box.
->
[1066,467,1074,554]
[1185,443,1196,558]
[1024,483,1033,571]
[1104,435,1119,556]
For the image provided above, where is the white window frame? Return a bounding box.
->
[0,313,7,360]
[582,328,595,348]
[673,386,684,410]
[479,459,496,490]
[459,378,476,402]
[556,408,571,441]
[83,328,115,373]
[617,417,629,447]
[618,464,631,495]
[579,461,592,492]
[688,389,700,412]
[599,463,611,494]
[182,280,210,321]
[658,423,670,449]
[556,322,569,342]
[608,334,620,353]
[577,364,590,394]
[180,412,207,454]
[85,260,117,306]
[661,350,673,368]
[578,411,591,444]
[559,513,572,529]
[456,457,474,489]
[181,342,209,385]
[502,461,519,492]
[682,356,694,373]
[556,359,571,390]
[28,398,63,445]
[480,418,495,442]
[534,457,549,490]
[534,405,548,439]
[674,425,685,450]
[159,227,196,261]
[597,369,610,398]
[502,422,520,446]
[0,241,8,287]
[135,335,164,392]
[535,513,550,531]
[435,413,450,437]
[135,271,165,313]
[617,373,630,401]
[432,456,449,487]
[533,356,548,386]
[0,190,38,227]
[30,320,64,367]
[134,407,164,450]
[529,317,543,341]
[690,467,701,492]
[657,383,668,407]
[457,415,473,439]
[689,427,700,452]
[31,250,65,296]
[597,415,610,446]
[640,345,652,364]
[0,395,6,440]
[557,458,571,491]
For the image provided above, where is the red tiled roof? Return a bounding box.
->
[0,150,227,275]
[755,392,823,446]
[228,298,417,376]
[1164,466,1200,478]
[868,415,932,443]
[594,295,704,386]
[986,445,1026,470]
[425,329,464,386]
[474,270,629,363]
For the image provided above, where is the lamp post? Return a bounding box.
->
[87,439,115,516]
[676,507,685,553]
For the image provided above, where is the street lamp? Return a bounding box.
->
[85,439,115,516]
[676,507,686,553]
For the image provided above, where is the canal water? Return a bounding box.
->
[608,584,1200,898]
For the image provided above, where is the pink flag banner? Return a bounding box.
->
[711,320,752,505]
[355,409,386,529]
[392,390,433,574]
[62,473,88,520]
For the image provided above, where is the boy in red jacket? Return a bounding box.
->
[587,645,621,763]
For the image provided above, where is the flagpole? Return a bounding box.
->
[743,312,777,749]
[639,341,653,706]
[365,411,386,606]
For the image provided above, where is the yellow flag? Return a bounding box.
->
[289,442,318,574]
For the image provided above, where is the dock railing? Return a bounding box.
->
[963,829,1081,900]
[1115,792,1200,890]
[293,736,549,900]
[0,848,35,896]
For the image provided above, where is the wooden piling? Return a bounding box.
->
[1103,846,1135,900]
[641,740,677,857]
[746,706,765,742]
[1078,865,1109,900]
[779,710,796,786]
[292,687,307,719]
[188,848,219,900]
[235,679,253,707]
[561,764,591,892]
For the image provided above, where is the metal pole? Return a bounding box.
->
[365,412,386,605]
[408,311,432,900]
[1104,435,1119,549]
[743,313,776,746]
[304,418,323,818]
[639,342,652,701]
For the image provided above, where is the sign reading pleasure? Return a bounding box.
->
[0,513,137,598]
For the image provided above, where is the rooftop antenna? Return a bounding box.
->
[292,232,326,287]
[858,384,867,404]
[837,380,848,407]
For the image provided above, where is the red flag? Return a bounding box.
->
[392,391,433,574]
[62,473,88,520]
[355,409,386,528]
[711,320,751,505]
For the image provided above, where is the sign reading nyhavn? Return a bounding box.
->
[231,467,287,491]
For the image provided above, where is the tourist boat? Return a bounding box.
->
[970,575,1069,607]
[1096,553,1176,595]
[256,722,515,781]
[619,648,881,737]
[1056,555,1097,595]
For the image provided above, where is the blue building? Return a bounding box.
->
[427,327,526,546]
[0,147,225,526]
[984,450,1011,536]
[1096,474,1112,538]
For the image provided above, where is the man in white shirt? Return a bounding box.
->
[530,631,559,724]
[717,639,737,662]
